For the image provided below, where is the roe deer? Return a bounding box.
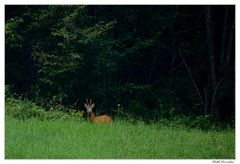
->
[84,99,112,124]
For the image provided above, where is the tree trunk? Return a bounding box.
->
[220,6,229,70]
[205,6,218,119]
[225,22,234,76]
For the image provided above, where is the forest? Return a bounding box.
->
[5,5,235,127]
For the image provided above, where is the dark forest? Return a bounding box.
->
[5,5,235,127]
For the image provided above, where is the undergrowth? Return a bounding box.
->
[5,97,83,121]
[5,96,234,131]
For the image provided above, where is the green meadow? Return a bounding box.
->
[5,117,235,159]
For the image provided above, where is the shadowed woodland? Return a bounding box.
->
[5,5,235,127]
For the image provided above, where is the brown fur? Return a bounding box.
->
[88,112,112,124]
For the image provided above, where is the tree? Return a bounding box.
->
[5,5,235,123]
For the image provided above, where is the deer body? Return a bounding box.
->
[84,99,112,124]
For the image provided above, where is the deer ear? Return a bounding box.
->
[92,103,95,108]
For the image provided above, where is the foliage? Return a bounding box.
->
[5,97,83,121]
[5,17,24,48]
[6,91,233,130]
[5,85,12,98]
[6,97,46,120]
[156,115,233,131]
[5,5,235,124]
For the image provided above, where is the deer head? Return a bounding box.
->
[84,99,95,113]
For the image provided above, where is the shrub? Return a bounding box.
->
[191,115,213,130]
[5,85,12,98]
[156,114,234,131]
[5,97,84,121]
[6,97,46,120]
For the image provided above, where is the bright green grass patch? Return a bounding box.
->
[5,118,235,159]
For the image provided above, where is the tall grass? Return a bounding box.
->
[5,117,235,159]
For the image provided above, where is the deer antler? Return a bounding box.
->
[84,98,95,111]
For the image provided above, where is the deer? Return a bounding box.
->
[84,99,112,124]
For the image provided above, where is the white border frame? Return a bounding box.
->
[1,1,238,164]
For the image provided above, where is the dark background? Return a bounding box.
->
[5,5,235,124]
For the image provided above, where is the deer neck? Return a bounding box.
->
[88,111,96,123]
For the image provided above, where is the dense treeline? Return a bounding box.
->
[5,5,235,124]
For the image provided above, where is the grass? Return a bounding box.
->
[5,117,235,159]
